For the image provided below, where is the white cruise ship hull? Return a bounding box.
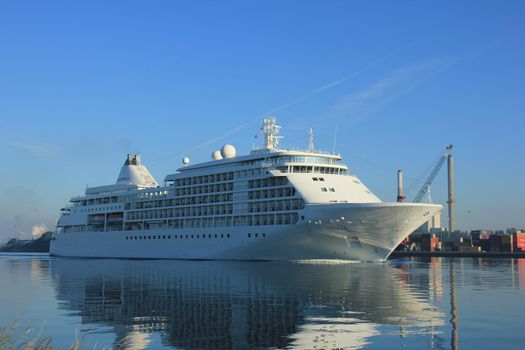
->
[50,202,441,261]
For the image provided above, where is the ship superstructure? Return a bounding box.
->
[51,117,441,260]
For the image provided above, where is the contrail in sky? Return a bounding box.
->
[154,51,393,161]
[265,54,393,115]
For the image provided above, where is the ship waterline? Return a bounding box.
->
[51,117,442,261]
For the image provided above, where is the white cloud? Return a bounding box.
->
[12,141,62,157]
[31,224,49,239]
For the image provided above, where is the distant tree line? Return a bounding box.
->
[0,232,52,253]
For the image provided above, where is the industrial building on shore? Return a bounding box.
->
[398,229,525,253]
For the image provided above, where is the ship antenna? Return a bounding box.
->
[332,123,338,154]
[308,127,315,152]
[263,116,282,150]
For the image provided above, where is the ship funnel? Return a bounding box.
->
[116,153,158,188]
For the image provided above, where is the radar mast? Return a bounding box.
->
[262,116,282,150]
[308,127,315,152]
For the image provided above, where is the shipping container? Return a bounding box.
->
[513,232,525,252]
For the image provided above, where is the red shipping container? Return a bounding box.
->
[514,232,525,251]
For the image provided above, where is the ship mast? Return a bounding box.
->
[308,127,315,152]
[262,116,282,150]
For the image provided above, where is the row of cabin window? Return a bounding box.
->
[125,213,299,229]
[235,213,299,226]
[126,193,234,210]
[62,225,123,233]
[77,205,121,213]
[248,199,305,213]
[127,204,234,220]
[174,172,234,186]
[123,185,295,211]
[170,168,265,186]
[62,211,300,233]
[248,187,295,200]
[288,166,347,174]
[76,196,119,207]
[60,225,88,233]
[248,177,289,189]
[125,233,231,240]
[267,155,339,165]
[174,182,234,196]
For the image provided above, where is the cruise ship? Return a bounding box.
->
[50,117,441,261]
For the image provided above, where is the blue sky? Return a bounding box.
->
[1,1,524,241]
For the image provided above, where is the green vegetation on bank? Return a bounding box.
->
[0,320,78,350]
[0,320,130,350]
[0,232,52,253]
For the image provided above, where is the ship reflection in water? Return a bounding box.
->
[50,259,445,349]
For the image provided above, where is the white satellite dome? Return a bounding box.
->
[182,156,190,166]
[212,150,223,160]
[221,144,236,159]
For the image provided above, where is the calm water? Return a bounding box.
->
[1,254,524,349]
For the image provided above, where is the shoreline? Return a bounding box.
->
[3,250,525,259]
[389,251,525,259]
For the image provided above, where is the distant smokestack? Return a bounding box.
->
[397,170,406,202]
[447,154,455,233]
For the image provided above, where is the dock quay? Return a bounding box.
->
[389,251,525,259]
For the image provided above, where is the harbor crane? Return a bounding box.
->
[413,145,453,203]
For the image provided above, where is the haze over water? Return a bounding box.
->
[1,254,524,349]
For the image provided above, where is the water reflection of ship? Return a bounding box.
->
[50,259,444,349]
